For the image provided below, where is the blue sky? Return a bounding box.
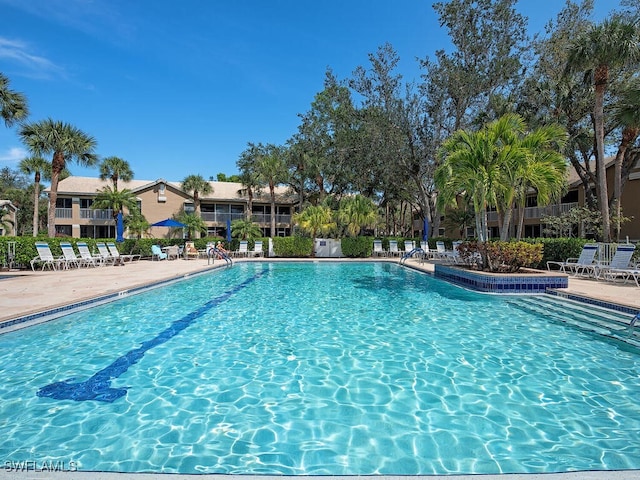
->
[0,0,622,183]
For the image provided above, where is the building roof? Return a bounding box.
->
[49,177,296,204]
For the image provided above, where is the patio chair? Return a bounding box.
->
[251,240,264,257]
[443,241,463,264]
[164,245,180,260]
[418,241,432,263]
[373,240,386,257]
[546,243,599,276]
[30,242,60,271]
[234,240,248,258]
[76,242,102,267]
[404,240,415,254]
[184,242,199,260]
[96,242,118,265]
[151,244,168,261]
[59,241,83,269]
[435,241,447,259]
[388,240,400,257]
[107,242,141,263]
[595,244,637,282]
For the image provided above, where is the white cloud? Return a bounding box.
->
[0,36,65,79]
[0,147,28,164]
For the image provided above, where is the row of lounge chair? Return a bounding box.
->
[373,240,462,263]
[30,241,140,271]
[547,243,639,286]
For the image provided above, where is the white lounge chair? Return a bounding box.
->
[76,242,102,267]
[373,240,386,257]
[251,240,264,257]
[59,241,82,269]
[419,241,432,263]
[435,241,447,259]
[388,240,400,257]
[30,242,59,271]
[596,244,637,282]
[96,242,118,265]
[184,241,199,260]
[235,240,248,258]
[404,240,415,254]
[546,243,599,276]
[107,242,141,263]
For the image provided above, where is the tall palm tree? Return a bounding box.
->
[566,16,640,241]
[99,156,133,191]
[0,73,29,128]
[338,194,378,237]
[256,145,288,237]
[19,119,98,237]
[18,156,50,236]
[182,174,212,238]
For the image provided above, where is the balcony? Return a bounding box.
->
[54,208,72,219]
[80,208,113,220]
[487,203,579,223]
[200,212,245,223]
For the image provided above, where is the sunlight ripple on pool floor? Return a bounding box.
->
[0,262,639,475]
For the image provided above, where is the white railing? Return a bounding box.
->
[487,203,579,223]
[54,208,72,219]
[79,208,113,220]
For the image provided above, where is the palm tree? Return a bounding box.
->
[293,205,336,256]
[566,16,640,241]
[18,156,50,236]
[92,186,139,238]
[177,212,206,240]
[19,119,98,237]
[231,218,262,240]
[256,145,288,237]
[182,174,213,238]
[436,117,514,242]
[236,169,261,221]
[338,195,378,237]
[99,156,133,191]
[0,73,29,128]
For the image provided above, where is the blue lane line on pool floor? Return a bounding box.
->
[37,268,266,403]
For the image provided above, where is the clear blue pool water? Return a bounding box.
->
[0,261,639,475]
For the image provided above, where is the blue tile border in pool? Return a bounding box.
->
[434,264,568,294]
[0,266,222,334]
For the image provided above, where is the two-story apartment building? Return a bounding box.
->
[48,177,297,239]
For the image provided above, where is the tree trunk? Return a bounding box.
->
[32,174,40,237]
[612,126,639,240]
[269,183,276,237]
[594,66,611,242]
[48,152,65,238]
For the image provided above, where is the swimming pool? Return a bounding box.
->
[1,261,639,475]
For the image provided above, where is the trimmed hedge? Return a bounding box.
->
[272,236,313,257]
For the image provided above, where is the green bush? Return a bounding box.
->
[522,237,588,269]
[457,240,544,273]
[342,236,374,257]
[273,236,313,257]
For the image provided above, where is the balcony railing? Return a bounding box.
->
[200,212,246,223]
[251,213,292,225]
[80,208,113,220]
[54,208,72,219]
[487,202,579,223]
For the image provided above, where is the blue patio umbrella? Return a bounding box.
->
[422,217,429,241]
[151,218,186,228]
[226,219,232,243]
[116,211,124,242]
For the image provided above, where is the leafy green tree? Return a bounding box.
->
[565,15,640,241]
[19,119,98,237]
[0,72,29,128]
[338,195,378,237]
[254,144,288,237]
[237,143,265,220]
[18,156,50,236]
[181,174,213,238]
[99,156,133,191]
[124,209,150,239]
[293,205,336,255]
[230,218,262,240]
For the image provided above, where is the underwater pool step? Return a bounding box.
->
[509,296,640,347]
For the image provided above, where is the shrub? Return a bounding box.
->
[342,236,374,257]
[272,236,313,257]
[457,240,544,273]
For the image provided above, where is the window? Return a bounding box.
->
[80,198,93,208]
[465,227,475,238]
[184,202,195,213]
[438,227,445,237]
[56,198,72,208]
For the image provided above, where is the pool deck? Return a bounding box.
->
[1,257,639,480]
